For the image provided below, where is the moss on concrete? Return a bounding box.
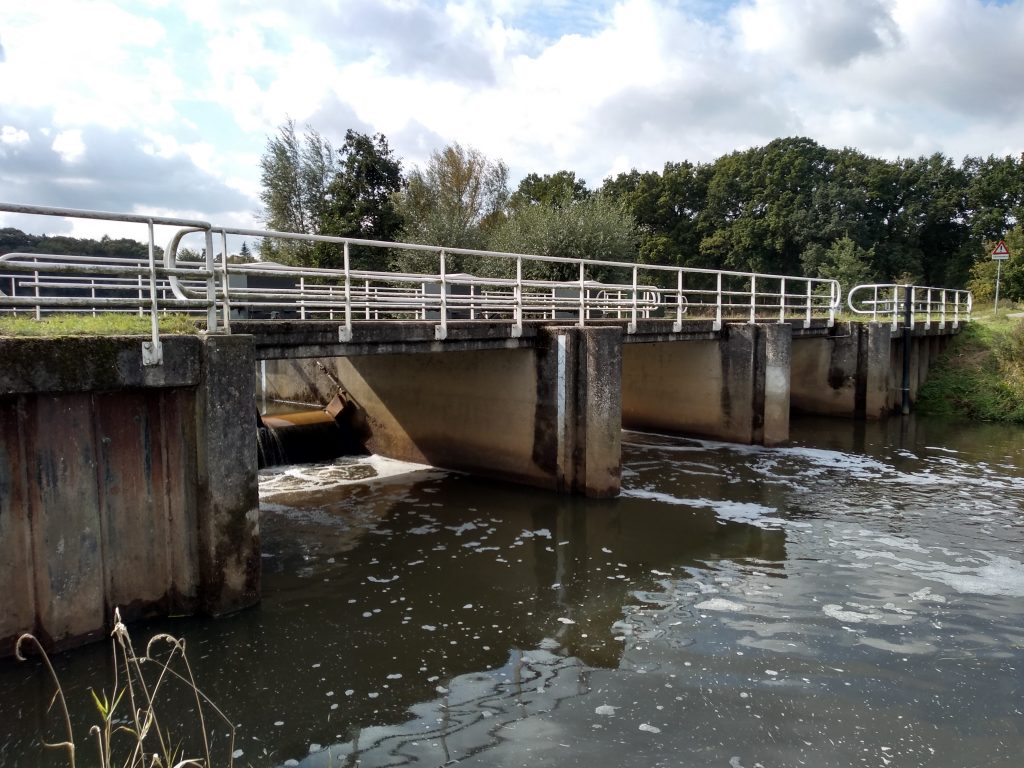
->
[0,313,199,337]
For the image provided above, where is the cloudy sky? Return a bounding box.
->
[2,0,1023,239]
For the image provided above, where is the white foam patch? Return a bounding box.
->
[823,604,878,623]
[622,489,784,529]
[695,598,746,612]
[259,454,440,498]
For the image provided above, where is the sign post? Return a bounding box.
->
[992,240,1010,311]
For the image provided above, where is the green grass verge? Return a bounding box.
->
[916,310,1024,423]
[0,313,201,337]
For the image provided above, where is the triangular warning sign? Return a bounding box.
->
[992,240,1011,257]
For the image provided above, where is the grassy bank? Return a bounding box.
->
[0,313,199,337]
[916,310,1024,423]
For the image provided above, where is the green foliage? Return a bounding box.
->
[320,130,404,270]
[917,316,1024,422]
[16,609,236,768]
[0,313,199,337]
[0,228,158,261]
[393,143,510,272]
[510,170,589,209]
[968,225,1024,305]
[258,119,337,264]
[487,193,639,281]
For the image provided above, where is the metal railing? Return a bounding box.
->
[0,203,848,365]
[847,283,972,329]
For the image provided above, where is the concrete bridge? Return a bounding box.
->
[0,203,970,653]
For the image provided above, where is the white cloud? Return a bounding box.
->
[2,0,1024,239]
[1,126,30,146]
[51,129,86,163]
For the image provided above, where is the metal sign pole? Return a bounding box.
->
[994,258,1002,312]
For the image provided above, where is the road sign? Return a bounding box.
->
[992,240,1010,260]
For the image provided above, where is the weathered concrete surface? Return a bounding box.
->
[195,335,260,616]
[760,323,791,446]
[622,324,791,445]
[0,335,259,656]
[261,326,623,497]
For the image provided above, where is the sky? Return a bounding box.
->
[2,0,1024,241]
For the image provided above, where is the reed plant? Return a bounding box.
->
[16,609,236,768]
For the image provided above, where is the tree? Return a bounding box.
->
[320,130,404,270]
[394,143,509,272]
[510,171,589,209]
[258,119,336,264]
[487,193,639,282]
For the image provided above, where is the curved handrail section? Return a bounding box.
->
[847,283,972,329]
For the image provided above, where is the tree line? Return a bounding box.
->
[258,124,1024,301]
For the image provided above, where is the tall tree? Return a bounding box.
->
[258,119,336,264]
[394,143,510,272]
[510,171,589,209]
[487,192,639,281]
[317,130,405,270]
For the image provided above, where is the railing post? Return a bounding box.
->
[779,277,786,323]
[939,289,946,330]
[470,284,476,321]
[901,284,912,415]
[142,219,163,366]
[137,274,144,317]
[204,229,218,332]
[714,272,723,331]
[891,285,899,331]
[90,279,97,317]
[219,230,232,332]
[299,277,306,321]
[577,261,585,328]
[673,270,683,332]
[748,275,757,324]
[33,264,40,320]
[512,256,522,338]
[804,280,812,328]
[435,250,448,340]
[628,265,638,334]
[339,242,353,342]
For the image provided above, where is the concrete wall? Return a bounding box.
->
[0,335,260,656]
[621,323,792,446]
[790,323,891,419]
[791,322,952,419]
[260,327,623,497]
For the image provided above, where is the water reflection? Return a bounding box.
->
[1,417,1023,767]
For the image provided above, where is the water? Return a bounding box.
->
[2,416,1023,767]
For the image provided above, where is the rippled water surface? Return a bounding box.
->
[2,417,1023,767]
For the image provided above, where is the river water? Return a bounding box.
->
[2,416,1023,767]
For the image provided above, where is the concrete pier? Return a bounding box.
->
[0,335,259,655]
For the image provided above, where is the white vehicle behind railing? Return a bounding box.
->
[847,283,972,329]
[0,203,844,365]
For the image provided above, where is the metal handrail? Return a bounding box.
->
[0,202,852,365]
[846,283,972,329]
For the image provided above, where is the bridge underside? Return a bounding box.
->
[256,318,953,497]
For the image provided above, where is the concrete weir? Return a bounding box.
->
[0,335,260,655]
[0,318,958,655]
[621,324,792,446]
[261,326,623,498]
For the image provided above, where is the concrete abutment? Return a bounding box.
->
[0,335,260,656]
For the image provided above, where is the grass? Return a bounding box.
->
[916,308,1024,423]
[16,609,236,768]
[0,313,200,337]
